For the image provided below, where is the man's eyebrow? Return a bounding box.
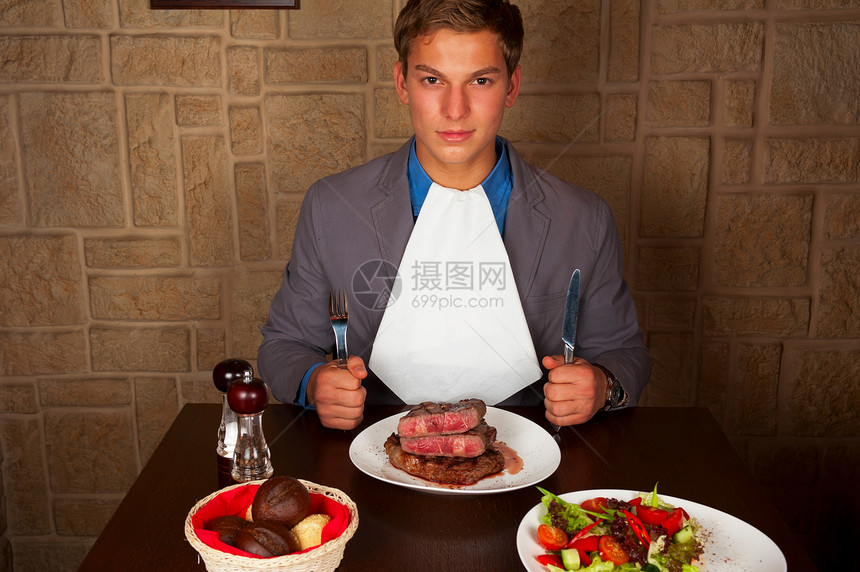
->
[413,64,504,80]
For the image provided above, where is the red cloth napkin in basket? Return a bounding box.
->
[192,483,351,558]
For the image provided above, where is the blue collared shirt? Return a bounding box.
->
[407,137,513,235]
[297,138,514,408]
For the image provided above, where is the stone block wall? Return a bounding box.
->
[0,0,858,570]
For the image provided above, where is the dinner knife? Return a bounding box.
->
[551,268,581,436]
[562,268,580,364]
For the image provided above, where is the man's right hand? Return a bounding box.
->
[306,356,367,430]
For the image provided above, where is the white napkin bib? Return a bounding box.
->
[369,182,541,405]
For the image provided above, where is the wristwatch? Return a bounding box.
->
[594,363,628,411]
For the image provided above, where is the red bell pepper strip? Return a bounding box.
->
[579,548,593,566]
[536,553,563,568]
[662,507,686,537]
[628,496,643,506]
[636,505,669,526]
[566,519,603,547]
[622,509,651,546]
[569,535,600,552]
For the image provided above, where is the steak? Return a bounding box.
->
[399,421,496,458]
[384,434,505,485]
[396,399,487,438]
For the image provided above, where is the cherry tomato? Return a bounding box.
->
[662,507,686,537]
[569,535,600,552]
[537,524,569,551]
[636,505,669,526]
[536,553,564,568]
[580,497,608,513]
[598,535,630,565]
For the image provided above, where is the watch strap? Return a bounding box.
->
[593,363,629,411]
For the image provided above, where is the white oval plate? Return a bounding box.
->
[349,407,560,495]
[517,489,787,571]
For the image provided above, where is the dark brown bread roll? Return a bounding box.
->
[203,514,249,546]
[234,521,300,557]
[251,476,311,529]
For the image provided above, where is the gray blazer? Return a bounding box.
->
[258,138,650,406]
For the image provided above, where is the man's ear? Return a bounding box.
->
[505,65,521,108]
[393,61,410,105]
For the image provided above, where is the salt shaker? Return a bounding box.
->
[212,358,253,487]
[227,371,274,482]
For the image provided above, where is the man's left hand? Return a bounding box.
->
[541,355,607,426]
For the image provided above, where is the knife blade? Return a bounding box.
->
[562,268,580,364]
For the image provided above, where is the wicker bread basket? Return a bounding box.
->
[185,479,359,572]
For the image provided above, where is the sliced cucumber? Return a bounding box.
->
[673,525,693,544]
[560,548,581,570]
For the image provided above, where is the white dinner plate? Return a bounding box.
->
[349,407,560,495]
[517,489,787,571]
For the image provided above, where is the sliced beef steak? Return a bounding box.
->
[384,434,504,485]
[399,421,496,458]
[396,399,487,438]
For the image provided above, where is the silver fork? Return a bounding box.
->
[329,290,349,369]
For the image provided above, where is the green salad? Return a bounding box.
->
[534,485,704,572]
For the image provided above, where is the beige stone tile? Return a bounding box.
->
[608,0,640,83]
[520,0,600,83]
[639,331,695,406]
[374,87,411,139]
[90,327,190,372]
[20,92,123,227]
[230,8,280,39]
[731,342,780,435]
[287,0,392,39]
[228,46,260,96]
[118,0,223,28]
[182,135,235,266]
[134,377,179,463]
[641,136,710,238]
[658,0,763,11]
[89,276,220,320]
[713,192,812,286]
[697,342,729,427]
[0,235,86,327]
[783,346,860,437]
[45,410,138,493]
[652,22,763,74]
[230,106,263,156]
[0,0,61,25]
[0,331,87,377]
[647,80,711,127]
[235,162,270,261]
[501,94,601,143]
[54,498,120,535]
[111,35,221,87]
[38,379,131,407]
[770,22,860,125]
[765,137,860,184]
[125,92,179,227]
[722,139,753,185]
[0,96,20,225]
[817,247,860,338]
[648,298,697,328]
[0,383,37,414]
[723,79,755,127]
[9,539,93,572]
[823,192,860,239]
[176,94,222,127]
[703,296,809,337]
[265,93,366,194]
[84,238,181,268]
[38,378,131,407]
[196,328,226,372]
[0,418,50,535]
[231,269,284,360]
[266,47,367,84]
[0,36,100,82]
[637,246,699,291]
[62,0,112,28]
[605,94,637,142]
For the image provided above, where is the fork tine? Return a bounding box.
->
[329,291,334,317]
[341,289,348,317]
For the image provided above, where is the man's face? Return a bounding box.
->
[394,29,521,189]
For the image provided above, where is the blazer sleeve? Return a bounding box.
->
[257,183,334,405]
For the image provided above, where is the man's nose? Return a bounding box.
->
[442,86,469,120]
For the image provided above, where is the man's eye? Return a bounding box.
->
[423,77,439,85]
[474,78,490,85]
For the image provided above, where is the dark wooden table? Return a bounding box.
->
[78,404,815,571]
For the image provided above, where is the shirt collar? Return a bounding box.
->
[407,137,512,232]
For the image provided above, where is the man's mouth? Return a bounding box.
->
[438,130,473,143]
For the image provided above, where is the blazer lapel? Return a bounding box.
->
[504,142,549,303]
[370,141,415,269]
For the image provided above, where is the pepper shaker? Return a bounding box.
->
[227,371,274,482]
[212,358,253,487]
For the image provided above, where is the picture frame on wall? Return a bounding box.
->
[151,0,298,7]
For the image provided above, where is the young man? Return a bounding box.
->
[258,0,650,430]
